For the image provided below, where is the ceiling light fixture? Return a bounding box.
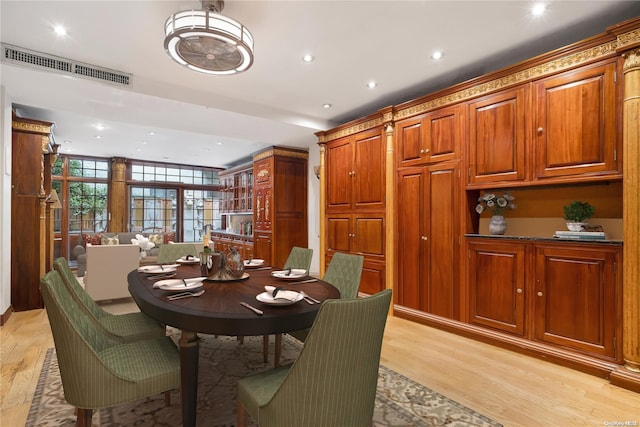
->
[52,25,67,36]
[367,81,378,89]
[164,0,254,75]
[431,51,444,60]
[302,54,315,63]
[322,103,332,109]
[531,3,546,16]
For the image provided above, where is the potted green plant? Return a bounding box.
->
[563,201,594,231]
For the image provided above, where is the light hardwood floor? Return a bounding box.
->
[2,300,640,426]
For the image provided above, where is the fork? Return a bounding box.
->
[299,291,320,304]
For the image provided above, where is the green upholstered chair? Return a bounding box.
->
[53,257,165,342]
[264,247,314,366]
[40,270,181,427]
[286,251,365,347]
[282,246,313,274]
[237,289,392,427]
[157,243,198,264]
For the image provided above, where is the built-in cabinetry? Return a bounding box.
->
[215,163,254,259]
[321,122,386,295]
[252,147,308,269]
[468,237,621,362]
[11,114,57,311]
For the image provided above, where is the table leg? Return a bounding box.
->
[179,330,199,427]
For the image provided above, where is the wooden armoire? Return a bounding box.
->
[11,114,56,311]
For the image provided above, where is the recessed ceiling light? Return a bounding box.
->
[431,51,444,60]
[142,140,149,145]
[64,147,72,152]
[148,132,155,136]
[216,142,224,145]
[367,81,377,89]
[94,135,102,139]
[94,124,106,131]
[302,54,315,63]
[322,103,332,109]
[136,148,142,152]
[531,3,546,16]
[64,140,71,144]
[52,25,67,36]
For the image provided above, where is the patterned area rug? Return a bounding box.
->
[27,334,501,426]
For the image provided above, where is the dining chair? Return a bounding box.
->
[53,257,165,342]
[263,247,314,366]
[40,270,181,427]
[157,242,198,264]
[280,251,365,361]
[237,289,392,427]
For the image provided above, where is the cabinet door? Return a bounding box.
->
[254,232,272,267]
[534,60,618,179]
[353,129,386,210]
[468,240,526,336]
[397,168,425,309]
[352,214,385,258]
[326,136,353,211]
[468,85,528,185]
[254,186,272,231]
[396,106,461,168]
[326,214,351,254]
[533,245,619,359]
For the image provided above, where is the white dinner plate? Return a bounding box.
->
[256,291,303,306]
[138,265,178,274]
[176,256,200,264]
[243,259,265,268]
[271,269,307,280]
[154,277,206,292]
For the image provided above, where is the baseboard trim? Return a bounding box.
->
[1,305,14,326]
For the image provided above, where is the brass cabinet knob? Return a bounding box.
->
[517,288,523,294]
[537,291,543,297]
[537,127,544,134]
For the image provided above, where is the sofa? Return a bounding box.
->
[74,231,176,276]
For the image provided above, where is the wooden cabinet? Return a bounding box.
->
[533,244,619,359]
[396,104,462,168]
[252,147,308,269]
[397,161,461,318]
[11,115,56,311]
[467,85,528,185]
[533,60,618,181]
[322,123,386,294]
[466,238,621,362]
[468,240,526,336]
[326,127,386,212]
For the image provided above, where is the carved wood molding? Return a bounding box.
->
[253,147,308,161]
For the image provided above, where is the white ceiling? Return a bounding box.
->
[1,1,638,169]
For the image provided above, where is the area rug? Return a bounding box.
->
[27,334,501,426]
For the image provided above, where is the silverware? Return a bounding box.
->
[254,266,272,270]
[147,273,176,280]
[240,302,263,315]
[289,278,318,285]
[299,291,320,304]
[167,289,205,300]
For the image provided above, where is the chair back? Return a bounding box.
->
[322,252,364,299]
[157,243,198,264]
[53,257,107,320]
[261,289,392,426]
[282,246,313,273]
[40,270,121,407]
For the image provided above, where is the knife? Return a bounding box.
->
[240,302,263,315]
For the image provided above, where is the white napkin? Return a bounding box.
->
[264,285,299,301]
[153,277,206,288]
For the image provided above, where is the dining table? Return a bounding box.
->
[128,262,340,427]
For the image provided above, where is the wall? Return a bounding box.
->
[1,85,11,317]
[306,144,321,276]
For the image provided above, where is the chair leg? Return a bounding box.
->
[262,334,269,363]
[237,335,244,344]
[274,333,282,368]
[237,399,248,427]
[164,390,171,406]
[76,408,92,427]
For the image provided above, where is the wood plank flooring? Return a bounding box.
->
[2,301,639,426]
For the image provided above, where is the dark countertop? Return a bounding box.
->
[465,234,623,246]
[211,231,253,239]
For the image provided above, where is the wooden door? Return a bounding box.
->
[534,60,618,179]
[397,168,425,309]
[326,214,352,254]
[424,105,461,163]
[353,128,386,210]
[325,136,353,211]
[424,161,460,318]
[468,85,528,185]
[533,244,619,360]
[396,115,425,168]
[468,240,526,336]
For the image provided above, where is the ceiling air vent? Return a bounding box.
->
[2,43,132,87]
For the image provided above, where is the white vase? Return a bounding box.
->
[140,250,147,259]
[566,222,587,232]
[488,215,507,235]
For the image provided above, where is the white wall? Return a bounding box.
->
[306,143,321,276]
[1,85,12,316]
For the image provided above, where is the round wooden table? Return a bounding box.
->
[128,264,339,427]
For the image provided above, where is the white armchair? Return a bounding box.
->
[83,243,140,301]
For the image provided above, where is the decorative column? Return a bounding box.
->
[381,107,395,295]
[110,157,127,232]
[317,143,326,277]
[610,48,640,392]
